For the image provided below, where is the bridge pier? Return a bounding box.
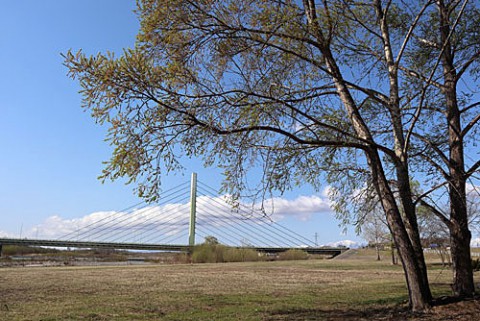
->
[0,244,3,257]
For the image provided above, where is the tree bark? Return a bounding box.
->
[438,0,475,297]
[449,222,474,296]
[369,151,432,311]
[395,163,431,298]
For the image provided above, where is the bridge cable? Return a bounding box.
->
[197,181,317,247]
[195,200,287,247]
[61,181,190,242]
[72,189,189,242]
[86,191,190,243]
[195,187,300,247]
[99,191,191,243]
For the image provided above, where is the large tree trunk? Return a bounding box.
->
[449,222,474,296]
[447,93,474,296]
[395,163,431,299]
[370,151,432,311]
[395,243,432,311]
[445,78,475,297]
[438,0,475,297]
[447,117,474,296]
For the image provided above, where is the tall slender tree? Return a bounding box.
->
[403,0,479,297]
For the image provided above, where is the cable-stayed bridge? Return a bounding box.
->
[0,174,348,257]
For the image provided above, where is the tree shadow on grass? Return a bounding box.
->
[265,297,480,321]
[265,306,413,321]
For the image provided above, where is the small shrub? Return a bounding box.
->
[192,245,216,263]
[215,245,226,262]
[1,245,58,256]
[172,253,190,264]
[191,245,263,263]
[278,249,309,261]
[191,244,227,263]
[223,248,262,262]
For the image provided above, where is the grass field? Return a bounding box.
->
[0,251,479,320]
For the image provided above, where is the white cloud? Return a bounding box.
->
[471,237,480,247]
[0,230,14,238]
[324,239,359,248]
[27,204,191,242]
[262,193,333,221]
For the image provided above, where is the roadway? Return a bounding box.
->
[0,238,348,257]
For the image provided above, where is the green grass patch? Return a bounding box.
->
[0,258,477,320]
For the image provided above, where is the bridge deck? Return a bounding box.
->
[0,238,348,256]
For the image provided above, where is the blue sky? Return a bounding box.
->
[0,1,366,247]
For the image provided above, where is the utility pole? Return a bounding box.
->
[188,172,197,248]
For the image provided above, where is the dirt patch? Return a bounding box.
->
[267,297,480,321]
[429,297,480,320]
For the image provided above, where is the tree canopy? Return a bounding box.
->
[65,0,480,311]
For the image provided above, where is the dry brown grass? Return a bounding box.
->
[0,252,478,320]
